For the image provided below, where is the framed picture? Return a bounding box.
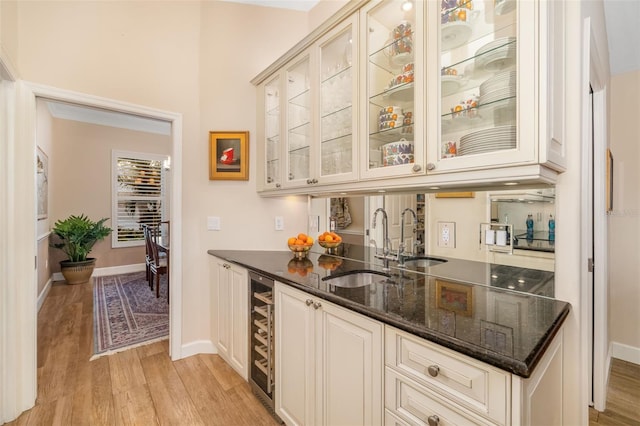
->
[606,148,613,212]
[435,192,475,198]
[36,147,48,220]
[436,279,473,316]
[209,131,249,180]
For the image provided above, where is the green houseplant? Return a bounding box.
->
[51,214,112,284]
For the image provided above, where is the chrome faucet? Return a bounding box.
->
[372,207,394,271]
[398,207,418,267]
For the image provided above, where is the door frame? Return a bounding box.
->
[581,18,609,411]
[22,82,184,359]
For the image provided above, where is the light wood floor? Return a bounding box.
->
[590,358,640,425]
[6,280,280,426]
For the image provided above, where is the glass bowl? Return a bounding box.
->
[288,244,311,259]
[318,240,342,249]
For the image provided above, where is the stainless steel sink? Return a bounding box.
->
[401,256,448,269]
[322,270,391,288]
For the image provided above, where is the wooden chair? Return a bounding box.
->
[148,225,169,299]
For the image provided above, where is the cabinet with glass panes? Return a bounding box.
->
[360,0,425,180]
[426,0,550,173]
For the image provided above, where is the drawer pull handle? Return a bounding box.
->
[313,302,322,310]
[427,365,440,377]
[427,415,440,426]
[305,299,313,306]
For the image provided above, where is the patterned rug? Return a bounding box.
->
[93,271,169,358]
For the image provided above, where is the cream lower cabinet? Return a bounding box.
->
[209,256,249,380]
[274,282,384,426]
[385,326,565,426]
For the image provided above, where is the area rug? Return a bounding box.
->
[92,271,169,358]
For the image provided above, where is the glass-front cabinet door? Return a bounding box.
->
[427,0,536,173]
[284,51,313,188]
[263,74,281,190]
[360,0,425,180]
[317,15,358,185]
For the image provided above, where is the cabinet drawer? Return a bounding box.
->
[385,326,509,425]
[385,368,492,426]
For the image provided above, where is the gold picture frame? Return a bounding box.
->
[436,279,473,317]
[435,192,475,198]
[606,148,613,212]
[209,131,249,181]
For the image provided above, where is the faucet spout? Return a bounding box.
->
[372,208,392,270]
[398,208,418,267]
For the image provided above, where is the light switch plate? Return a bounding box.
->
[438,221,455,248]
[275,216,284,231]
[309,215,319,233]
[207,216,221,231]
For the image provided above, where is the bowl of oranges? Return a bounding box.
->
[287,233,314,259]
[318,231,342,251]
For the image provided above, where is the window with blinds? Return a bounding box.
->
[112,151,168,248]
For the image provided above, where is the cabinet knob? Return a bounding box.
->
[312,178,318,184]
[427,415,440,426]
[426,163,436,171]
[275,183,281,188]
[412,164,422,172]
[427,365,440,377]
[307,179,313,184]
[313,302,322,310]
[305,299,313,306]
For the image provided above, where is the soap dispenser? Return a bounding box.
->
[526,214,534,237]
[548,214,555,242]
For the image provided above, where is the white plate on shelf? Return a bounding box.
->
[475,37,517,71]
[441,21,473,51]
[441,75,465,97]
[389,52,414,67]
[383,83,414,102]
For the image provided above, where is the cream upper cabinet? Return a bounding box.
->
[254,0,565,195]
[425,0,566,174]
[317,15,359,185]
[257,73,282,191]
[359,0,425,180]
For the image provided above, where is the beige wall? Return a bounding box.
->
[17,0,341,346]
[48,117,171,272]
[608,70,640,353]
[0,0,19,72]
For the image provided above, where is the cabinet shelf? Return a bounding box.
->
[441,96,516,135]
[288,121,311,136]
[369,32,415,72]
[368,125,414,144]
[321,64,352,85]
[370,82,414,106]
[443,37,517,74]
[288,88,310,107]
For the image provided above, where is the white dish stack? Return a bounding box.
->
[458,125,516,156]
[479,70,517,106]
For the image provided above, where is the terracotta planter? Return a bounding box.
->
[60,258,96,285]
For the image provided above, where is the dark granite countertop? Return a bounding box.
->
[208,246,570,378]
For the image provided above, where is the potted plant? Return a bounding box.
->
[51,214,112,284]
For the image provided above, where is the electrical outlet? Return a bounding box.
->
[438,222,456,248]
[275,216,284,231]
[207,216,221,231]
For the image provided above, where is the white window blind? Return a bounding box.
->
[112,150,168,248]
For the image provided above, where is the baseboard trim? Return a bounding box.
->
[37,278,52,312]
[52,263,146,282]
[611,341,640,365]
[180,340,217,360]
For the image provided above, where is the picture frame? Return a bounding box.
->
[209,131,249,181]
[606,148,613,212]
[436,279,473,316]
[435,192,475,198]
[36,146,48,220]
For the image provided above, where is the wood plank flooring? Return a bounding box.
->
[6,280,279,426]
[590,358,640,425]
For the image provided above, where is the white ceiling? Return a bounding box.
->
[46,100,172,136]
[603,0,640,75]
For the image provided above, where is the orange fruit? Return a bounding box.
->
[287,237,297,245]
[330,232,339,239]
[297,233,307,241]
[294,238,305,245]
[318,234,326,241]
[306,236,314,245]
[325,235,334,242]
